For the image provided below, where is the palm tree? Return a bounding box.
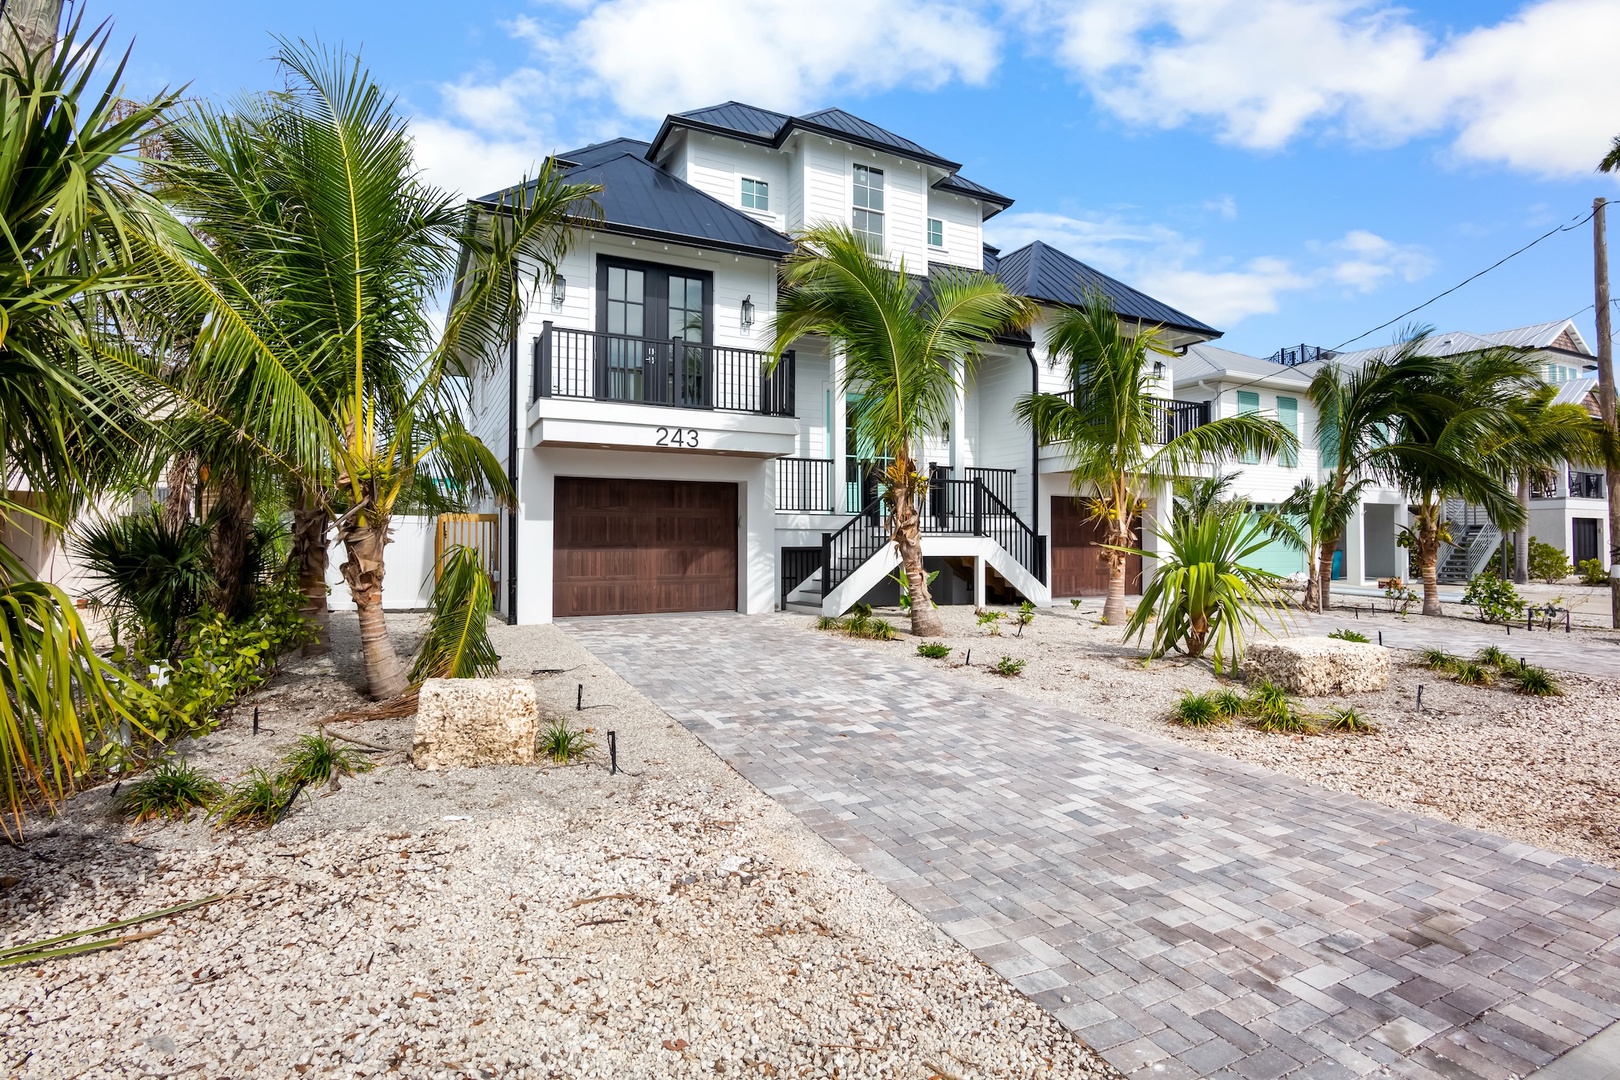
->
[1393,350,1598,615]
[1017,291,1296,626]
[769,225,1037,637]
[1261,477,1366,612]
[1600,135,1620,174]
[141,40,598,698]
[0,22,173,828]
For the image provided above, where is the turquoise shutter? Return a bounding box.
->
[1276,396,1298,467]
[1237,391,1260,464]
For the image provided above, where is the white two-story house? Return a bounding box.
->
[460,102,1222,623]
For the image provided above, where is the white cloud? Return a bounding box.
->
[410,118,547,201]
[1037,0,1620,177]
[988,211,1431,326]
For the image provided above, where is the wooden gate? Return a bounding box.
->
[435,513,500,582]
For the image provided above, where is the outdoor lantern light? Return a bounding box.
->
[552,275,566,307]
[1152,360,1165,378]
[740,294,755,330]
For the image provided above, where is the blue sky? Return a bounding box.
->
[118,0,1620,359]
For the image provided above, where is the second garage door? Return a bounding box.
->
[554,477,738,617]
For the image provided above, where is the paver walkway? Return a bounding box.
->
[566,613,1620,1080]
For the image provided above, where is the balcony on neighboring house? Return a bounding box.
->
[1530,472,1558,500]
[533,322,795,416]
[1570,470,1606,499]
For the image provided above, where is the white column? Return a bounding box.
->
[973,556,986,609]
[1345,501,1368,587]
[830,346,847,514]
[516,446,551,625]
[742,465,774,616]
[1392,502,1411,580]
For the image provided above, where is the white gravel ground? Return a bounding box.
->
[0,614,1115,1080]
[832,602,1620,869]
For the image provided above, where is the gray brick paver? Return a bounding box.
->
[564,614,1620,1080]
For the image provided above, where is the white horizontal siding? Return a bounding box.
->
[683,133,790,233]
[926,189,984,270]
[963,352,1033,516]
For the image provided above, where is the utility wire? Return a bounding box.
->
[1330,208,1598,351]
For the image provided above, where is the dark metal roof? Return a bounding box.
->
[981,243,1001,275]
[994,241,1220,338]
[477,152,793,261]
[554,138,653,169]
[648,100,960,171]
[932,172,1013,217]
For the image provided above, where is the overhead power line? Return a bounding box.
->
[1331,208,1598,352]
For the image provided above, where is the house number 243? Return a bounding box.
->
[655,427,699,447]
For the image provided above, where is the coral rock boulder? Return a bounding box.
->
[1243,638,1390,696]
[413,678,538,768]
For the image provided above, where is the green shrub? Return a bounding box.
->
[540,719,595,763]
[1210,689,1248,719]
[73,507,216,658]
[208,768,287,829]
[1509,665,1563,697]
[1452,661,1492,687]
[410,545,500,681]
[849,615,896,640]
[1013,600,1035,636]
[120,585,313,745]
[1244,680,1316,733]
[815,615,844,631]
[976,610,1004,636]
[1069,598,1081,609]
[1461,573,1524,625]
[276,734,373,788]
[916,642,951,659]
[1169,691,1227,727]
[1528,538,1572,585]
[1474,646,1519,673]
[117,758,222,823]
[1323,706,1377,733]
[1327,628,1370,643]
[990,656,1026,677]
[1419,647,1461,672]
[1579,558,1610,586]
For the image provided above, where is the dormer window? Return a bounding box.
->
[741,178,769,211]
[927,218,943,248]
[853,164,884,249]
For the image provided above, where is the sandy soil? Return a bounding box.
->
[0,614,1115,1080]
[826,603,1620,869]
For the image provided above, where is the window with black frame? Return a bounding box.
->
[596,257,713,407]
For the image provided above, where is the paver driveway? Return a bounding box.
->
[566,613,1620,1080]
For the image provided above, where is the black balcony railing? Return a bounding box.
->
[533,321,794,416]
[777,457,834,512]
[1051,392,1209,445]
[1570,471,1606,499]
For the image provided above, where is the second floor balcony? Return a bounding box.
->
[533,321,795,417]
[1049,393,1211,444]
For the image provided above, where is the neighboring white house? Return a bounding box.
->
[460,102,1224,623]
[1172,319,1610,591]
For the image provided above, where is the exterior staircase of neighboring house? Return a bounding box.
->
[785,476,1049,616]
[1435,498,1502,584]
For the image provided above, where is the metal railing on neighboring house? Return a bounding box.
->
[532,321,794,416]
[1570,471,1606,499]
[777,457,834,513]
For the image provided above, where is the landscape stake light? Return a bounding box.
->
[253,706,260,736]
[577,683,583,711]
[608,731,618,775]
[1416,685,1424,710]
[1378,631,1383,646]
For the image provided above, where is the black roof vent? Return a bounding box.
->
[1267,344,1336,366]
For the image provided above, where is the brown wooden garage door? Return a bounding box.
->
[1050,496,1142,598]
[554,477,738,617]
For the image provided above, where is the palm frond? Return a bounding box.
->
[409,545,500,682]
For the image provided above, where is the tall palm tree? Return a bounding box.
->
[1017,290,1296,626]
[0,21,171,828]
[769,224,1037,637]
[140,39,598,698]
[1261,477,1365,612]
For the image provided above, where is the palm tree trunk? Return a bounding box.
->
[162,452,195,531]
[292,501,330,656]
[1513,474,1530,584]
[1420,555,1442,616]
[336,512,408,699]
[1102,555,1128,626]
[1301,543,1320,613]
[1417,505,1443,616]
[1318,544,1336,613]
[209,466,254,620]
[891,464,944,638]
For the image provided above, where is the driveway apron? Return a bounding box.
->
[564,613,1620,1079]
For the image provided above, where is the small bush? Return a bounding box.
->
[976,610,1004,636]
[1528,538,1572,585]
[1169,691,1227,727]
[849,615,896,641]
[1323,706,1378,734]
[1451,661,1492,687]
[1462,573,1525,626]
[815,615,844,631]
[277,734,373,788]
[990,656,1026,677]
[540,719,595,763]
[1509,665,1563,697]
[916,642,951,659]
[1244,680,1315,733]
[1210,689,1248,719]
[209,768,287,829]
[117,758,222,823]
[1578,558,1609,586]
[1474,646,1519,672]
[1327,628,1370,644]
[1013,601,1036,636]
[1419,647,1461,673]
[1069,598,1081,609]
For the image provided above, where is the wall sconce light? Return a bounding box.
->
[552,275,566,307]
[1152,360,1165,378]
[740,294,755,330]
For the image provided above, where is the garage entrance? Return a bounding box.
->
[1050,496,1142,598]
[553,477,738,617]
